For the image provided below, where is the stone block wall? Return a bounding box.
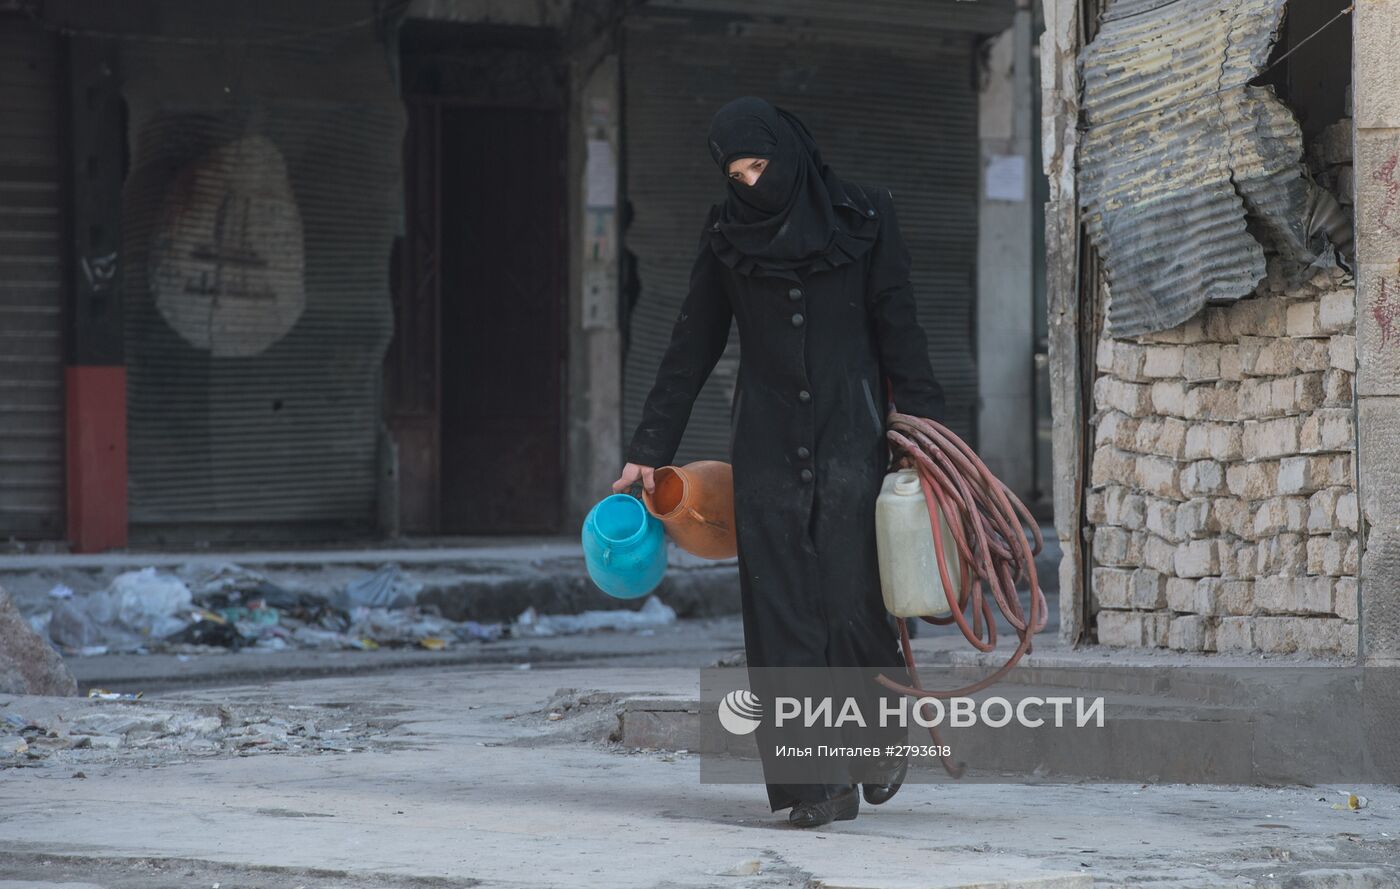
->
[1087,266,1359,656]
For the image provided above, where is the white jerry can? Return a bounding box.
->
[875,469,960,618]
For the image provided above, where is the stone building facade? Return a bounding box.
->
[1087,263,1358,655]
[1040,0,1400,662]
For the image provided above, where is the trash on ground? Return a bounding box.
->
[334,563,422,612]
[513,595,676,637]
[111,568,194,638]
[87,689,143,702]
[48,595,144,652]
[164,614,247,650]
[25,611,51,638]
[31,561,507,658]
[27,560,672,659]
[718,859,762,876]
[1332,791,1369,811]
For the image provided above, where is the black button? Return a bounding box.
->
[797,389,811,403]
[788,287,802,300]
[791,313,805,327]
[796,446,810,459]
[800,468,814,483]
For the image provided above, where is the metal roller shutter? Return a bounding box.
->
[0,20,66,539]
[622,2,1006,464]
[114,5,403,536]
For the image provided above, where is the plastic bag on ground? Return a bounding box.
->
[514,596,676,637]
[45,568,192,653]
[455,621,503,642]
[111,568,193,638]
[334,564,422,612]
[48,597,144,652]
[345,607,457,644]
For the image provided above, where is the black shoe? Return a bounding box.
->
[862,756,908,805]
[788,787,859,828]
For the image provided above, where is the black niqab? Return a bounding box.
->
[705,97,876,278]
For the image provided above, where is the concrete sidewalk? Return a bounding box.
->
[2,654,1397,888]
[62,615,749,693]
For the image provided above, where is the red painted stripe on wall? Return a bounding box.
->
[66,366,127,552]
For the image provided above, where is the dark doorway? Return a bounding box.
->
[438,105,566,533]
[391,23,568,536]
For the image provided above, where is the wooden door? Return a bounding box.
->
[437,105,566,533]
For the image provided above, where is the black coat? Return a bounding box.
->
[626,181,946,809]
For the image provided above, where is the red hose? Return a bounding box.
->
[876,409,1049,778]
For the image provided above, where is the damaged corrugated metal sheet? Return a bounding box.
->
[1078,0,1327,336]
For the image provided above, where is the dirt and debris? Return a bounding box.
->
[0,586,78,696]
[0,692,403,770]
[513,596,676,637]
[33,563,503,656]
[0,851,486,889]
[22,562,678,659]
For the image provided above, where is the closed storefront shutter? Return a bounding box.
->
[0,20,65,539]
[114,7,403,538]
[622,1,1009,464]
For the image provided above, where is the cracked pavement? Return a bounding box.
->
[1,622,1398,888]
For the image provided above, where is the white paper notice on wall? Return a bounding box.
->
[586,138,617,208]
[985,154,1026,202]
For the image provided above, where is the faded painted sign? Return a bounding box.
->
[149,135,306,357]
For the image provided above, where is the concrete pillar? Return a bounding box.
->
[65,37,128,553]
[1353,0,1400,664]
[1040,0,1085,645]
[565,52,624,528]
[977,7,1036,502]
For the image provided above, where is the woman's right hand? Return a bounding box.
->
[612,462,657,495]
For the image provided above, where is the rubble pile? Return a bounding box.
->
[0,587,77,696]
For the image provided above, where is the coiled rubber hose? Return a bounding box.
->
[876,410,1049,778]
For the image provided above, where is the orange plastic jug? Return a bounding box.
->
[642,460,738,559]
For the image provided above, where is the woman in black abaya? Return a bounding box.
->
[613,97,947,827]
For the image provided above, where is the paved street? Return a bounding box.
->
[2,622,1398,889]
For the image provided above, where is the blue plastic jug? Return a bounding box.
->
[581,494,667,599]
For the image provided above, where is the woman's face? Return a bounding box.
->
[726,156,768,187]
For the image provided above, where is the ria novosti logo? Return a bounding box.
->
[717,689,763,735]
[716,688,1105,734]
